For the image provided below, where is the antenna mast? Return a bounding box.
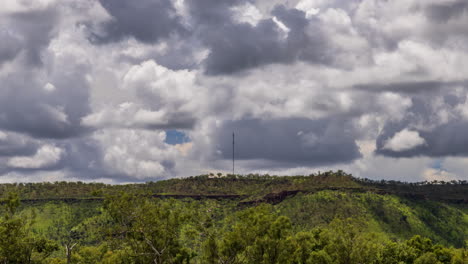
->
[232,132,235,175]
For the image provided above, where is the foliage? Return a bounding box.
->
[0,171,466,263]
[2,171,465,203]
[0,192,59,263]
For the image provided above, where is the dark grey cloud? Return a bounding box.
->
[186,0,247,25]
[145,113,196,130]
[425,1,468,22]
[203,20,287,75]
[271,5,329,63]
[60,138,102,174]
[82,111,197,131]
[147,39,204,70]
[354,80,468,94]
[7,7,58,66]
[88,1,332,74]
[0,133,38,157]
[375,93,468,158]
[376,121,468,158]
[0,64,92,139]
[0,138,96,178]
[214,118,361,166]
[0,29,22,65]
[0,5,92,139]
[89,0,186,44]
[414,0,468,46]
[0,166,57,177]
[56,137,136,181]
[201,5,331,75]
[0,135,157,182]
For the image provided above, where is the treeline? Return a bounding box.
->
[0,191,466,264]
[354,176,468,202]
[1,171,467,203]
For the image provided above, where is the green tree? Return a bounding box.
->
[414,252,442,264]
[104,193,193,263]
[307,250,332,264]
[0,192,58,263]
[213,204,294,264]
[46,203,87,264]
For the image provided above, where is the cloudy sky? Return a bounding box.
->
[1,0,468,183]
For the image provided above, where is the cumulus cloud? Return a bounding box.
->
[7,145,62,169]
[93,129,180,180]
[0,2,92,139]
[83,60,198,130]
[200,5,333,75]
[1,3,58,66]
[383,129,426,152]
[0,131,38,157]
[89,0,186,44]
[122,60,196,109]
[82,102,195,130]
[1,0,468,182]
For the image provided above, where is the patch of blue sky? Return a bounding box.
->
[165,130,190,145]
[430,158,444,170]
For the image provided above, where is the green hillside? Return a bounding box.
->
[1,170,466,202]
[0,171,467,263]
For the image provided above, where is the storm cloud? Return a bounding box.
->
[425,0,468,22]
[198,4,332,74]
[215,118,361,166]
[89,0,186,44]
[376,90,468,158]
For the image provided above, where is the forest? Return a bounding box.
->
[0,171,466,263]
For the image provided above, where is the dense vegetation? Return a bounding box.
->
[0,171,466,263]
[1,171,466,203]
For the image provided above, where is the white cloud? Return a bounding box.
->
[456,95,468,120]
[82,102,168,128]
[231,3,263,26]
[7,145,62,169]
[123,60,197,112]
[383,129,426,152]
[377,93,413,121]
[272,16,290,34]
[93,129,181,180]
[0,170,120,184]
[43,82,56,92]
[437,157,468,180]
[0,0,57,13]
[422,168,460,182]
[295,0,321,18]
[0,131,7,141]
[321,140,433,182]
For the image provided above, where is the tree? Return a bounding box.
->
[414,252,442,264]
[0,192,58,263]
[46,203,87,264]
[213,204,294,264]
[307,250,332,264]
[103,193,193,264]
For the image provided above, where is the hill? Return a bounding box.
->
[1,170,466,203]
[0,171,467,263]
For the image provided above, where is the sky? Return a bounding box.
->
[1,0,468,183]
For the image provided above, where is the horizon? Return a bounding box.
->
[1,170,467,185]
